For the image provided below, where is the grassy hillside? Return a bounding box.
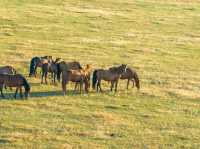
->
[0,0,200,148]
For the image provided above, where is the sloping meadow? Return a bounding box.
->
[0,0,200,148]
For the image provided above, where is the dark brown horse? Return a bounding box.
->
[41,58,61,84]
[0,74,31,99]
[109,66,140,90]
[57,61,82,82]
[120,67,140,90]
[92,64,127,92]
[61,65,91,95]
[29,56,52,77]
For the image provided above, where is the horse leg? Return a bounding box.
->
[74,82,78,93]
[98,80,103,92]
[51,72,53,83]
[80,81,83,94]
[110,81,114,91]
[131,79,135,88]
[127,79,130,90]
[97,80,100,92]
[0,85,5,98]
[53,72,56,84]
[115,80,119,92]
[79,81,83,94]
[45,72,48,84]
[62,80,67,96]
[14,87,19,99]
[96,80,99,92]
[19,87,23,99]
[34,66,37,77]
[41,71,44,84]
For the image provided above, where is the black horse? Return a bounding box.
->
[29,56,52,77]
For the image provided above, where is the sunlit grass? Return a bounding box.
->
[0,0,200,148]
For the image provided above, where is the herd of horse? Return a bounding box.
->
[0,56,140,99]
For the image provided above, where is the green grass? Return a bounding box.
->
[0,0,200,148]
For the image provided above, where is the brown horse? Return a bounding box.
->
[109,66,140,90]
[62,65,91,95]
[29,56,52,77]
[57,61,82,82]
[0,74,31,99]
[41,58,61,84]
[120,67,140,90]
[92,64,127,92]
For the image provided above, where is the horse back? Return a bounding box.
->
[0,66,16,75]
[0,74,24,86]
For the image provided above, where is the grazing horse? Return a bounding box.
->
[29,56,52,77]
[41,58,61,84]
[120,67,140,90]
[62,65,91,95]
[92,64,127,92]
[57,61,82,82]
[0,74,31,99]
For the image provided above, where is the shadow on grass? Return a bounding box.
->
[0,139,11,144]
[0,90,86,100]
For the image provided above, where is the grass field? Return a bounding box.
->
[0,0,200,148]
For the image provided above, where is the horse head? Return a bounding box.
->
[119,64,127,74]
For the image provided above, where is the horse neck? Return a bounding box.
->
[110,66,123,75]
[84,67,92,75]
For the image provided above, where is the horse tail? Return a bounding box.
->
[92,70,98,89]
[133,71,140,90]
[57,63,61,82]
[29,58,36,77]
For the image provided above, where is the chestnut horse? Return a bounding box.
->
[92,64,127,92]
[61,65,91,95]
[0,74,31,99]
[74,64,92,92]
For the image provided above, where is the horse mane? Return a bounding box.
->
[53,58,61,64]
[84,64,92,71]
[109,65,123,74]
